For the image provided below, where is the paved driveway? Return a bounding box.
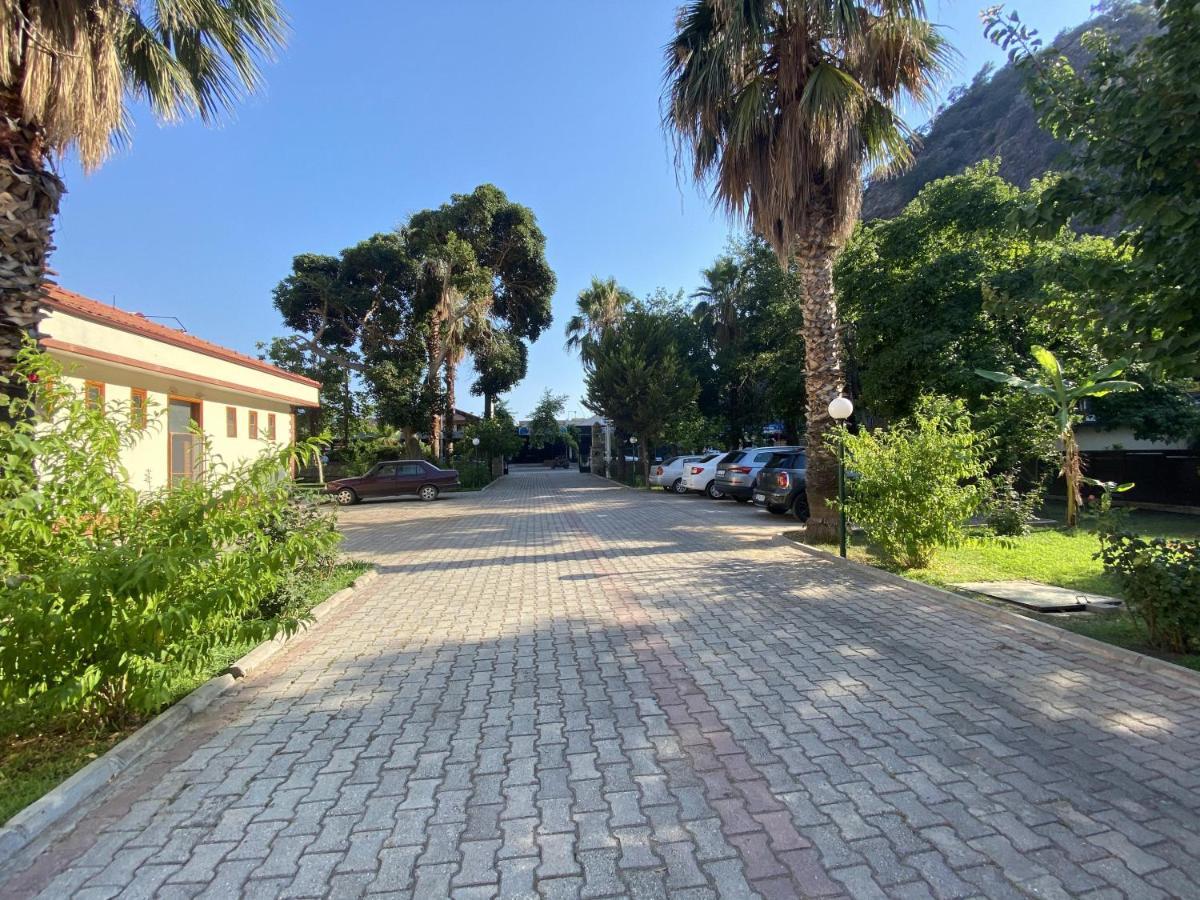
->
[4,468,1200,898]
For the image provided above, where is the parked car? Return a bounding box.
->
[681,451,741,498]
[326,460,460,505]
[752,450,809,520]
[714,445,804,503]
[650,454,715,493]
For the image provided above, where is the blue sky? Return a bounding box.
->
[50,0,1095,419]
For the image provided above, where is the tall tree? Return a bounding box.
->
[984,0,1200,374]
[664,0,950,540]
[565,277,633,366]
[1,0,286,377]
[837,160,1130,472]
[441,292,494,455]
[406,184,555,448]
[273,233,428,450]
[472,328,527,419]
[527,389,569,454]
[584,308,700,487]
[257,336,367,445]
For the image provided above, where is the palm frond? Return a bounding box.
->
[5,0,286,170]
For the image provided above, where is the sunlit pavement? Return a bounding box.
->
[5,467,1199,898]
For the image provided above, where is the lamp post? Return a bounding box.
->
[828,396,854,558]
[472,436,481,476]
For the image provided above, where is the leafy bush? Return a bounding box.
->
[1098,533,1200,654]
[0,345,341,721]
[984,471,1044,537]
[835,396,992,568]
[254,496,341,619]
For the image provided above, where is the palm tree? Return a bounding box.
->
[692,255,744,446]
[691,256,742,353]
[0,0,286,375]
[441,293,494,457]
[663,0,949,541]
[564,277,632,366]
[419,256,455,460]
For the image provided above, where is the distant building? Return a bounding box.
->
[39,285,320,489]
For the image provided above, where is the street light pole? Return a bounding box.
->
[827,396,854,558]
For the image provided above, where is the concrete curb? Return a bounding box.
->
[477,473,506,494]
[0,566,379,865]
[778,536,1200,697]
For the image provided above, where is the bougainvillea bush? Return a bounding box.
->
[0,344,340,721]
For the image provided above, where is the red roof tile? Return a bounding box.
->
[41,285,321,389]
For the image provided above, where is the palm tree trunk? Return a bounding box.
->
[795,234,846,544]
[444,359,457,461]
[425,327,442,460]
[483,393,494,419]
[0,97,65,392]
[402,426,420,457]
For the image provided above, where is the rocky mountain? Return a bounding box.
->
[861,2,1157,221]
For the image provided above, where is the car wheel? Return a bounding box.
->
[418,484,440,502]
[768,505,786,515]
[705,481,724,500]
[335,488,358,506]
[670,478,684,494]
[793,493,810,521]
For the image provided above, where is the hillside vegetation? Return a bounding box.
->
[861,1,1156,221]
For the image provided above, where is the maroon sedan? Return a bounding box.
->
[326,460,460,505]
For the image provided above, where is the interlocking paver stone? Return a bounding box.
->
[3,468,1200,898]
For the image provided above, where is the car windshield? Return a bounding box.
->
[722,451,745,464]
[699,453,718,462]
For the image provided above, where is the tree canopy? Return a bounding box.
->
[984,0,1200,373]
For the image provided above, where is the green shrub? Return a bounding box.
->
[1098,533,1200,654]
[835,396,992,569]
[253,495,341,619]
[984,471,1045,537]
[0,345,341,721]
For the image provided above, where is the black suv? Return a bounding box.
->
[752,450,809,520]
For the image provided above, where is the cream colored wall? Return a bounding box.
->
[43,307,319,407]
[47,320,305,491]
[1076,427,1188,452]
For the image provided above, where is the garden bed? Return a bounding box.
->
[792,505,1200,672]
[0,561,370,826]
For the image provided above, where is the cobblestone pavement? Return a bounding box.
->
[4,468,1200,899]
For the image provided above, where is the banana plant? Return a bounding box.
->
[977,347,1140,527]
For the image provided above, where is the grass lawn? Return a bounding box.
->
[0,561,370,826]
[802,503,1200,672]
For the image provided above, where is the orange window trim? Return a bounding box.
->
[249,410,258,439]
[226,406,237,438]
[84,380,105,409]
[266,412,276,440]
[130,387,147,428]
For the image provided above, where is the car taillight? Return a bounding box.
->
[655,466,663,475]
[730,466,752,474]
[775,472,790,489]
[690,466,704,475]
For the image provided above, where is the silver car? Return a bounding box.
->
[714,445,803,503]
[650,454,715,493]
